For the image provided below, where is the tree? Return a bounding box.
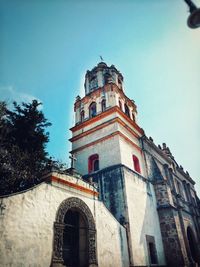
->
[0,100,52,195]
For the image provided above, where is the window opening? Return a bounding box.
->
[80,110,85,122]
[89,102,97,118]
[149,242,158,264]
[119,100,122,110]
[104,72,112,84]
[89,76,98,90]
[118,78,122,89]
[88,154,99,173]
[133,155,141,173]
[146,235,158,265]
[101,99,106,112]
[124,104,130,117]
[187,227,198,262]
[176,180,182,196]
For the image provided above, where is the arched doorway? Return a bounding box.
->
[63,209,88,267]
[187,226,198,263]
[52,197,98,267]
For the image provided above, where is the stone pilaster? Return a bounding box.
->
[154,180,189,267]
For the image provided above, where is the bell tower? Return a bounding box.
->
[70,63,166,267]
[70,62,145,176]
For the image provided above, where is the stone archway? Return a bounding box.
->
[187,226,198,264]
[51,197,98,267]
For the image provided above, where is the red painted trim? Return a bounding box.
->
[70,131,141,154]
[50,176,99,197]
[74,83,137,112]
[70,106,144,135]
[70,106,117,132]
[69,117,140,143]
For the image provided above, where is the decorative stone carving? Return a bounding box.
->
[52,197,98,266]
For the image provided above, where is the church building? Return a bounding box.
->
[0,62,200,267]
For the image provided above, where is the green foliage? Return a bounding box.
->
[0,100,52,195]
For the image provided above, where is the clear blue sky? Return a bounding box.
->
[0,0,199,195]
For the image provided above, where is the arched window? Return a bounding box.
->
[133,155,141,173]
[124,103,130,117]
[101,99,106,112]
[119,100,122,110]
[89,102,97,118]
[104,72,112,84]
[88,154,99,173]
[187,227,198,262]
[80,110,85,122]
[118,78,122,89]
[132,113,135,121]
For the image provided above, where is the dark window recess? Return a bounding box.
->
[93,159,99,171]
[146,235,158,265]
[119,100,122,110]
[187,227,198,262]
[149,242,157,264]
[104,73,112,84]
[63,210,88,267]
[124,104,130,117]
[88,154,99,173]
[176,180,182,196]
[132,113,135,121]
[101,99,106,112]
[118,78,122,89]
[80,110,85,122]
[89,102,97,118]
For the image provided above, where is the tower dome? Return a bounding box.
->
[84,62,124,95]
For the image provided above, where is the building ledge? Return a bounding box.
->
[44,171,99,198]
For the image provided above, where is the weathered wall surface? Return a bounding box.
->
[0,180,129,267]
[123,168,166,266]
[85,165,166,266]
[143,138,200,266]
[87,165,127,222]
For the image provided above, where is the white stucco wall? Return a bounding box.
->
[124,169,166,266]
[74,134,122,175]
[72,121,118,151]
[72,112,117,138]
[0,179,129,267]
[119,137,146,177]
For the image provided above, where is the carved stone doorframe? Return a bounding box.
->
[51,197,98,267]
